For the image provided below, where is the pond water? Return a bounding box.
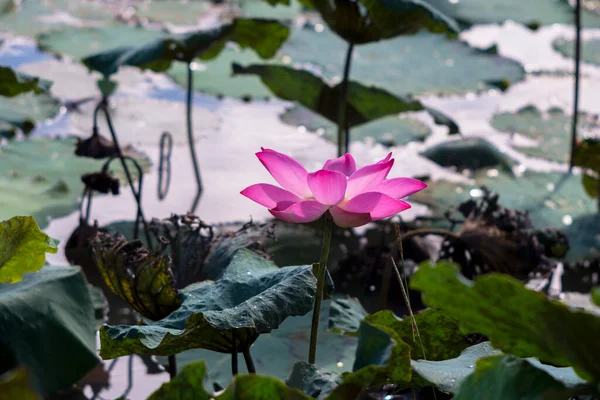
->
[2,1,600,398]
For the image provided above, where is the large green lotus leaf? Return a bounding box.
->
[0,265,98,396]
[421,138,515,173]
[0,92,60,135]
[364,309,470,361]
[148,360,213,400]
[0,368,40,400]
[232,63,459,135]
[280,26,525,97]
[561,214,600,261]
[0,67,51,97]
[0,0,113,36]
[410,261,600,381]
[424,0,600,27]
[413,170,595,229]
[554,37,600,66]
[454,354,592,399]
[491,106,600,164]
[410,342,585,394]
[91,232,182,321]
[286,362,342,399]
[158,299,357,387]
[117,19,289,74]
[100,249,321,358]
[280,105,431,147]
[327,297,368,336]
[37,24,165,60]
[0,216,58,284]
[0,138,149,229]
[306,0,458,45]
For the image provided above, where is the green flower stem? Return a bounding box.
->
[186,61,202,212]
[308,212,334,364]
[337,43,354,157]
[569,0,582,173]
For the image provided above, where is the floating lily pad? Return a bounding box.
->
[280,26,525,97]
[421,138,515,173]
[413,170,595,229]
[281,106,431,146]
[0,0,114,37]
[411,262,600,381]
[286,362,342,399]
[162,300,357,388]
[0,66,51,97]
[553,37,600,66]
[239,0,304,19]
[327,297,368,336]
[100,249,322,358]
[0,216,58,284]
[0,265,98,396]
[491,106,600,164]
[425,0,600,27]
[0,138,149,229]
[0,92,60,134]
[37,24,165,60]
[133,0,210,25]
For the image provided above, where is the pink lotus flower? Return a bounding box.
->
[241,149,426,228]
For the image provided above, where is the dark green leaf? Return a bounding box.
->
[421,138,514,173]
[232,63,458,134]
[410,261,600,381]
[100,249,321,358]
[96,78,118,97]
[82,47,132,77]
[0,67,51,97]
[327,297,368,336]
[310,0,458,45]
[220,374,311,400]
[0,368,39,400]
[581,172,599,198]
[454,355,587,400]
[365,309,470,361]
[0,265,98,396]
[286,362,342,399]
[593,287,600,307]
[574,139,600,173]
[91,232,181,321]
[0,92,59,135]
[148,361,213,400]
[0,216,58,284]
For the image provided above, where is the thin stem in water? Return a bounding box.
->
[308,212,334,364]
[232,332,239,376]
[337,43,354,157]
[242,347,256,374]
[167,355,177,380]
[570,0,582,172]
[186,62,203,212]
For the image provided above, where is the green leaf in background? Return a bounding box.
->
[425,0,600,27]
[82,47,132,78]
[365,308,470,361]
[0,265,98,396]
[491,106,600,164]
[0,368,40,400]
[327,297,368,336]
[554,37,600,66]
[148,361,213,400]
[118,18,289,74]
[0,216,58,284]
[100,249,320,358]
[280,27,525,97]
[574,139,600,173]
[421,138,515,173]
[132,0,211,25]
[0,138,150,229]
[306,0,458,45]
[593,287,600,306]
[0,92,60,136]
[0,67,51,97]
[413,171,595,229]
[37,24,165,60]
[453,354,591,400]
[286,362,341,399]
[281,105,431,147]
[220,374,311,400]
[232,63,459,135]
[91,232,182,321]
[410,262,600,381]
